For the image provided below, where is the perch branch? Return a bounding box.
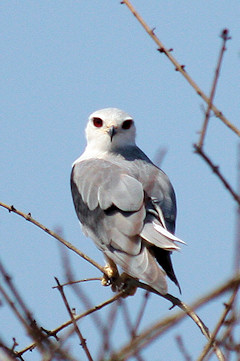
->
[0,201,105,275]
[108,274,240,361]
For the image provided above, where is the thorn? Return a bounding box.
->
[151,27,156,35]
[157,47,166,54]
[212,165,219,173]
[80,338,87,347]
[169,303,176,310]
[12,337,18,351]
[9,205,16,212]
[41,326,59,341]
[175,65,186,72]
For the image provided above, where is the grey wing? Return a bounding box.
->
[71,159,144,250]
[71,159,170,294]
[137,163,184,291]
[71,158,184,294]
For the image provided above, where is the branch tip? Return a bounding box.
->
[221,28,231,41]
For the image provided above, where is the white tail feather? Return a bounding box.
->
[153,222,186,245]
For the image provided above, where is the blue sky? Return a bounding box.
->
[1,1,240,360]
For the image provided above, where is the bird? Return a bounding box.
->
[71,107,184,295]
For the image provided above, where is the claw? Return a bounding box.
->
[101,260,119,287]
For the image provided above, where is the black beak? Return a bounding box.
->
[108,126,117,142]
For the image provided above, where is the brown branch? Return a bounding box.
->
[98,298,120,360]
[132,291,150,336]
[193,145,240,206]
[198,29,231,148]
[16,292,124,358]
[0,201,105,275]
[0,339,24,361]
[197,286,239,361]
[0,260,79,360]
[175,335,192,361]
[234,143,240,271]
[54,278,94,361]
[120,0,240,137]
[108,275,240,361]
[0,260,48,355]
[52,277,102,289]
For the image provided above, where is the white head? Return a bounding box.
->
[85,108,136,153]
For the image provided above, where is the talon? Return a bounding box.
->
[101,260,119,287]
[101,274,110,287]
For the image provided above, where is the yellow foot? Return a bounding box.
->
[101,260,119,287]
[102,270,137,298]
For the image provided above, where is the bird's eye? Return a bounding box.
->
[92,117,103,128]
[122,119,133,130]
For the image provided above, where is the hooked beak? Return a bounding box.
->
[108,126,117,142]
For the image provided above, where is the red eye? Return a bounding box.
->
[92,117,103,128]
[122,119,133,129]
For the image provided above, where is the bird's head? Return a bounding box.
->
[85,108,136,153]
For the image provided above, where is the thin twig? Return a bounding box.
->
[0,338,24,361]
[120,0,240,137]
[54,278,94,361]
[193,146,240,206]
[198,29,231,148]
[0,261,80,360]
[175,335,192,361]
[0,201,105,275]
[133,291,150,336]
[0,261,48,354]
[52,277,102,289]
[234,143,240,272]
[108,275,240,361]
[197,287,239,361]
[16,292,124,358]
[58,241,106,339]
[98,298,120,360]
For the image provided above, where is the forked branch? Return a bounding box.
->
[120,0,240,138]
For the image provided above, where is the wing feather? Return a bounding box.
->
[71,153,184,294]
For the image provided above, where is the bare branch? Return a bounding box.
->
[193,146,240,206]
[54,277,94,361]
[108,274,240,361]
[197,286,239,361]
[132,291,150,336]
[52,277,102,289]
[198,29,231,148]
[16,292,124,357]
[234,143,240,272]
[120,0,240,137]
[0,201,105,275]
[175,335,192,361]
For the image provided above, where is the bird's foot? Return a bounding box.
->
[115,273,137,298]
[107,272,137,298]
[101,262,137,297]
[101,261,119,287]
